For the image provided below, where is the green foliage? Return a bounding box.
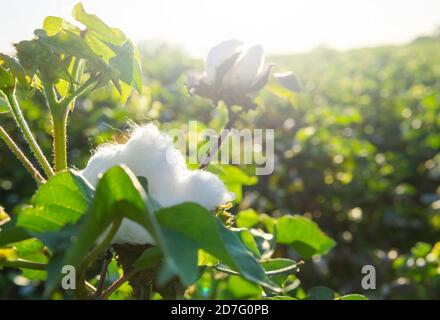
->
[1,165,308,298]
[335,294,368,300]
[155,203,278,290]
[275,215,336,259]
[236,209,260,229]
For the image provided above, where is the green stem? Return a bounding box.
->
[4,89,54,177]
[52,110,68,172]
[200,106,239,170]
[0,258,47,270]
[0,125,45,184]
[0,258,98,295]
[99,269,138,300]
[213,260,304,277]
[77,218,122,299]
[94,250,112,298]
[42,81,68,173]
[60,77,97,111]
[48,74,96,173]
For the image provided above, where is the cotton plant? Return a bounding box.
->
[0,3,353,301]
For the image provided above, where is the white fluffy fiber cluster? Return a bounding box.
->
[81,124,234,245]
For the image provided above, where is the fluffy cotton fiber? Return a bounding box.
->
[81,124,234,245]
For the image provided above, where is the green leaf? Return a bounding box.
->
[209,165,257,202]
[0,171,92,247]
[155,203,279,291]
[43,16,81,36]
[233,228,260,258]
[276,215,336,259]
[260,258,299,287]
[411,242,432,257]
[0,96,8,113]
[16,170,93,233]
[40,30,98,61]
[109,40,143,93]
[59,166,153,265]
[0,223,31,247]
[0,66,15,90]
[72,3,125,46]
[13,239,48,280]
[137,174,202,287]
[198,249,220,266]
[261,214,275,234]
[210,164,258,186]
[0,247,18,261]
[158,228,199,285]
[226,276,261,299]
[236,209,260,228]
[335,294,368,300]
[14,39,67,83]
[0,54,27,88]
[43,165,155,295]
[133,246,162,271]
[308,286,335,300]
[267,296,297,300]
[83,31,116,62]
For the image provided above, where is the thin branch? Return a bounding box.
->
[199,107,239,170]
[60,77,97,111]
[0,258,47,270]
[213,261,304,277]
[94,250,113,298]
[77,218,122,299]
[4,89,54,177]
[85,281,97,294]
[0,125,46,184]
[99,269,138,300]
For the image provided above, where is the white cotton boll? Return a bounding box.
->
[80,144,126,186]
[112,220,156,245]
[179,171,235,209]
[81,123,234,245]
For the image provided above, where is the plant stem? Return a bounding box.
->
[76,218,122,299]
[0,125,45,184]
[213,260,304,276]
[42,81,69,173]
[4,89,54,177]
[94,250,113,298]
[85,281,97,294]
[199,107,239,170]
[60,77,97,111]
[52,110,68,172]
[0,258,99,295]
[99,269,138,300]
[0,258,47,270]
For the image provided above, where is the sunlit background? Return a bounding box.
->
[1,0,440,55]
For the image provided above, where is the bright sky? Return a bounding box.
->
[1,0,440,56]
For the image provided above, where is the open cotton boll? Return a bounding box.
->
[81,124,235,245]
